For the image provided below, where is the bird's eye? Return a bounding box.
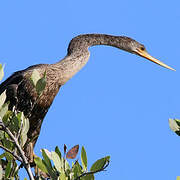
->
[140,47,145,51]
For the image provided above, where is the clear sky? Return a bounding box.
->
[0,1,180,179]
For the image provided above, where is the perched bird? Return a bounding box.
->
[0,34,175,162]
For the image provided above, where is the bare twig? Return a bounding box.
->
[0,118,34,180]
[74,160,110,180]
[0,144,22,162]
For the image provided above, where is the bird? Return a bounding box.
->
[0,34,175,163]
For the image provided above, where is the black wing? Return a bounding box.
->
[0,71,24,110]
[0,71,24,93]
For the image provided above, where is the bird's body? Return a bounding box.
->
[0,34,174,162]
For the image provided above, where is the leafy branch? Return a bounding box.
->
[169,119,180,180]
[0,116,34,180]
[74,158,110,180]
[0,66,111,179]
[0,142,22,162]
[34,145,110,180]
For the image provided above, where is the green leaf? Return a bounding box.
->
[63,158,70,171]
[81,146,87,171]
[59,172,66,180]
[72,164,79,178]
[42,159,57,179]
[5,161,11,178]
[0,64,4,81]
[35,155,58,179]
[16,112,23,127]
[42,149,52,169]
[30,69,41,87]
[0,152,6,159]
[65,168,71,177]
[81,174,94,180]
[2,139,14,151]
[10,116,19,133]
[105,156,110,161]
[0,90,6,109]
[36,76,46,96]
[0,163,3,180]
[51,151,62,171]
[34,156,48,174]
[42,149,52,160]
[4,152,14,161]
[72,161,83,178]
[21,113,29,146]
[73,161,83,174]
[169,119,180,136]
[2,111,12,126]
[22,113,29,135]
[11,161,19,178]
[21,133,27,147]
[0,130,5,140]
[0,102,9,119]
[55,146,61,159]
[90,156,110,172]
[41,149,58,179]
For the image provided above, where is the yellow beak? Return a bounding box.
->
[136,49,175,71]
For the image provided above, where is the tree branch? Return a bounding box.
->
[0,118,34,180]
[0,144,22,162]
[74,160,110,180]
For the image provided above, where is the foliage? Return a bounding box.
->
[169,118,180,136]
[169,119,180,180]
[34,145,110,180]
[0,66,110,179]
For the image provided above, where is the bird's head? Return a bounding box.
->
[118,36,175,71]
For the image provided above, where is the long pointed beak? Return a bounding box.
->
[136,50,175,71]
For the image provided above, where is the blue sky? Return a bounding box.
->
[0,1,180,179]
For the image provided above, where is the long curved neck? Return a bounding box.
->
[52,34,124,85]
[67,34,123,54]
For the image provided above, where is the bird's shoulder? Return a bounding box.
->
[0,70,24,94]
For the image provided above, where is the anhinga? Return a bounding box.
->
[0,34,175,162]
